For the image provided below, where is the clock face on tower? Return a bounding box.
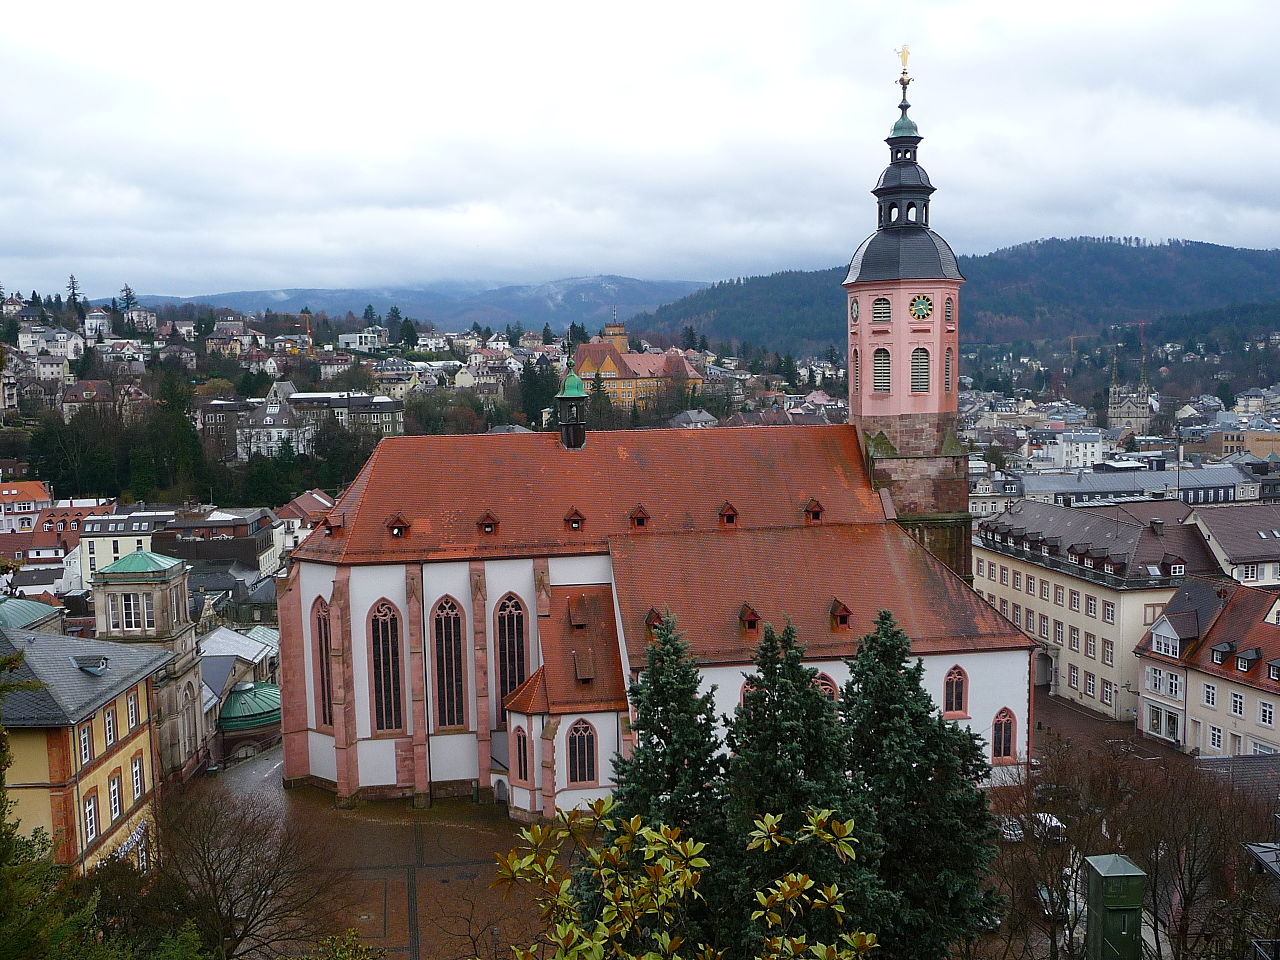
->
[849,299,859,323]
[909,295,934,319]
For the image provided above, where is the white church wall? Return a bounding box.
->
[308,731,337,782]
[548,555,611,586]
[483,558,539,729]
[421,561,473,732]
[431,731,479,783]
[298,561,338,730]
[357,738,397,786]
[554,710,622,801]
[348,564,410,740]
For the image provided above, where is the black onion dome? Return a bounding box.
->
[874,162,934,192]
[844,226,964,284]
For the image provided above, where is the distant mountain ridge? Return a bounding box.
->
[127,275,708,331]
[628,238,1280,354]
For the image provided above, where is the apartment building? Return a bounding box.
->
[1135,578,1280,756]
[1190,502,1280,587]
[974,499,1218,720]
[80,510,177,580]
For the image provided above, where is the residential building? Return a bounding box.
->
[196,398,253,461]
[152,507,286,576]
[1135,577,1280,756]
[80,510,178,580]
[123,306,157,331]
[26,503,113,592]
[573,332,703,410]
[0,481,55,534]
[974,499,1218,720]
[235,397,316,460]
[969,473,1023,517]
[61,380,116,422]
[0,629,171,870]
[91,551,210,780]
[1019,464,1257,507]
[83,307,111,340]
[276,489,334,550]
[286,392,404,439]
[1190,502,1280,587]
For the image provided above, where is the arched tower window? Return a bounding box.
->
[911,348,930,393]
[906,202,917,222]
[852,349,861,394]
[567,719,597,784]
[889,203,899,223]
[370,600,404,732]
[992,707,1016,763]
[945,298,954,324]
[181,683,197,759]
[313,598,333,728]
[496,595,527,723]
[943,665,968,717]
[944,348,954,394]
[513,725,530,782]
[872,297,891,322]
[872,348,891,393]
[433,598,465,728]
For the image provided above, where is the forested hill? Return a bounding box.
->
[629,238,1280,354]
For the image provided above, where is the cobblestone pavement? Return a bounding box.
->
[220,747,538,960]
[1032,684,1184,764]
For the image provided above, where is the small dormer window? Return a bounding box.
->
[1212,650,1224,664]
[564,509,585,532]
[804,499,824,524]
[1237,657,1250,672]
[1170,564,1185,576]
[830,599,852,631]
[477,512,499,535]
[644,608,663,639]
[720,502,738,527]
[629,506,649,530]
[739,603,760,634]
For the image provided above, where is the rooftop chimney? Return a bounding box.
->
[1151,519,1164,536]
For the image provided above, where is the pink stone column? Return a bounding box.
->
[540,718,559,818]
[331,569,361,806]
[277,564,310,784]
[469,560,492,789]
[404,566,431,805]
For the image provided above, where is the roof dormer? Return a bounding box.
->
[629,505,650,530]
[385,512,410,538]
[830,599,853,631]
[719,502,739,527]
[644,608,664,638]
[477,511,499,536]
[739,602,760,634]
[564,508,586,532]
[803,498,824,524]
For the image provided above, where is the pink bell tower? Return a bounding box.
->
[845,56,971,578]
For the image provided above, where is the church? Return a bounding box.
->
[278,63,1034,816]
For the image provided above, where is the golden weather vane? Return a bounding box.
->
[895,44,910,70]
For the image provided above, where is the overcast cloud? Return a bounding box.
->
[0,0,1276,298]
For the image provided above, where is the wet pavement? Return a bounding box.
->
[220,747,538,960]
[1032,684,1183,764]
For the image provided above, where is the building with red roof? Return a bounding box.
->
[0,481,54,534]
[1136,577,1280,757]
[277,67,1031,817]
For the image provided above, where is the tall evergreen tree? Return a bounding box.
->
[611,614,724,843]
[725,623,887,952]
[397,316,417,349]
[588,370,613,427]
[841,611,1000,960]
[541,323,554,345]
[118,284,138,313]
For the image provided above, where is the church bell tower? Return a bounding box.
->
[845,52,971,578]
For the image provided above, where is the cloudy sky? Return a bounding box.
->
[1,0,1276,298]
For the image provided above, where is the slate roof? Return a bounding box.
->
[1020,465,1250,498]
[504,585,628,716]
[0,628,173,727]
[1197,754,1280,800]
[199,625,272,665]
[844,225,963,283]
[292,425,888,565]
[608,523,1032,671]
[201,655,238,700]
[980,501,1217,578]
[1191,503,1280,563]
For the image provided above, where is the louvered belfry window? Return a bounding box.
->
[872,297,891,322]
[911,347,930,392]
[873,348,891,393]
[944,348,954,393]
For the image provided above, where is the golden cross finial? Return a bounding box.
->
[896,44,910,70]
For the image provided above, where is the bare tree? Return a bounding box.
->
[421,875,540,960]
[154,784,357,959]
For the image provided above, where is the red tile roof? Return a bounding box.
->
[0,481,52,506]
[0,531,33,561]
[28,505,112,550]
[504,585,628,716]
[276,489,334,525]
[292,426,888,565]
[574,342,700,381]
[608,523,1033,671]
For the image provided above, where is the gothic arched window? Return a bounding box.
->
[872,348,891,393]
[911,347,930,393]
[992,708,1016,762]
[567,719,597,784]
[496,595,527,722]
[434,598,465,728]
[313,598,333,728]
[943,665,967,717]
[815,674,838,700]
[513,725,529,782]
[370,601,404,732]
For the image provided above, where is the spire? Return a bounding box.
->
[891,45,918,138]
[1111,349,1120,388]
[556,359,588,450]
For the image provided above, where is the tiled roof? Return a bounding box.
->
[504,585,628,716]
[1191,503,1280,563]
[0,628,173,727]
[29,505,112,550]
[276,489,334,524]
[608,523,1032,672]
[0,481,52,505]
[292,426,887,565]
[574,342,700,381]
[0,531,33,561]
[1137,577,1280,692]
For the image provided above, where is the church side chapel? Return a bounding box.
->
[278,61,1035,816]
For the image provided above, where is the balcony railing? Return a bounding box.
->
[1253,939,1280,960]
[973,536,1183,591]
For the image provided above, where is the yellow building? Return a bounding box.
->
[0,630,172,871]
[573,339,702,409]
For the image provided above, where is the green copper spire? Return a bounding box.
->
[890,50,919,138]
[556,359,587,399]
